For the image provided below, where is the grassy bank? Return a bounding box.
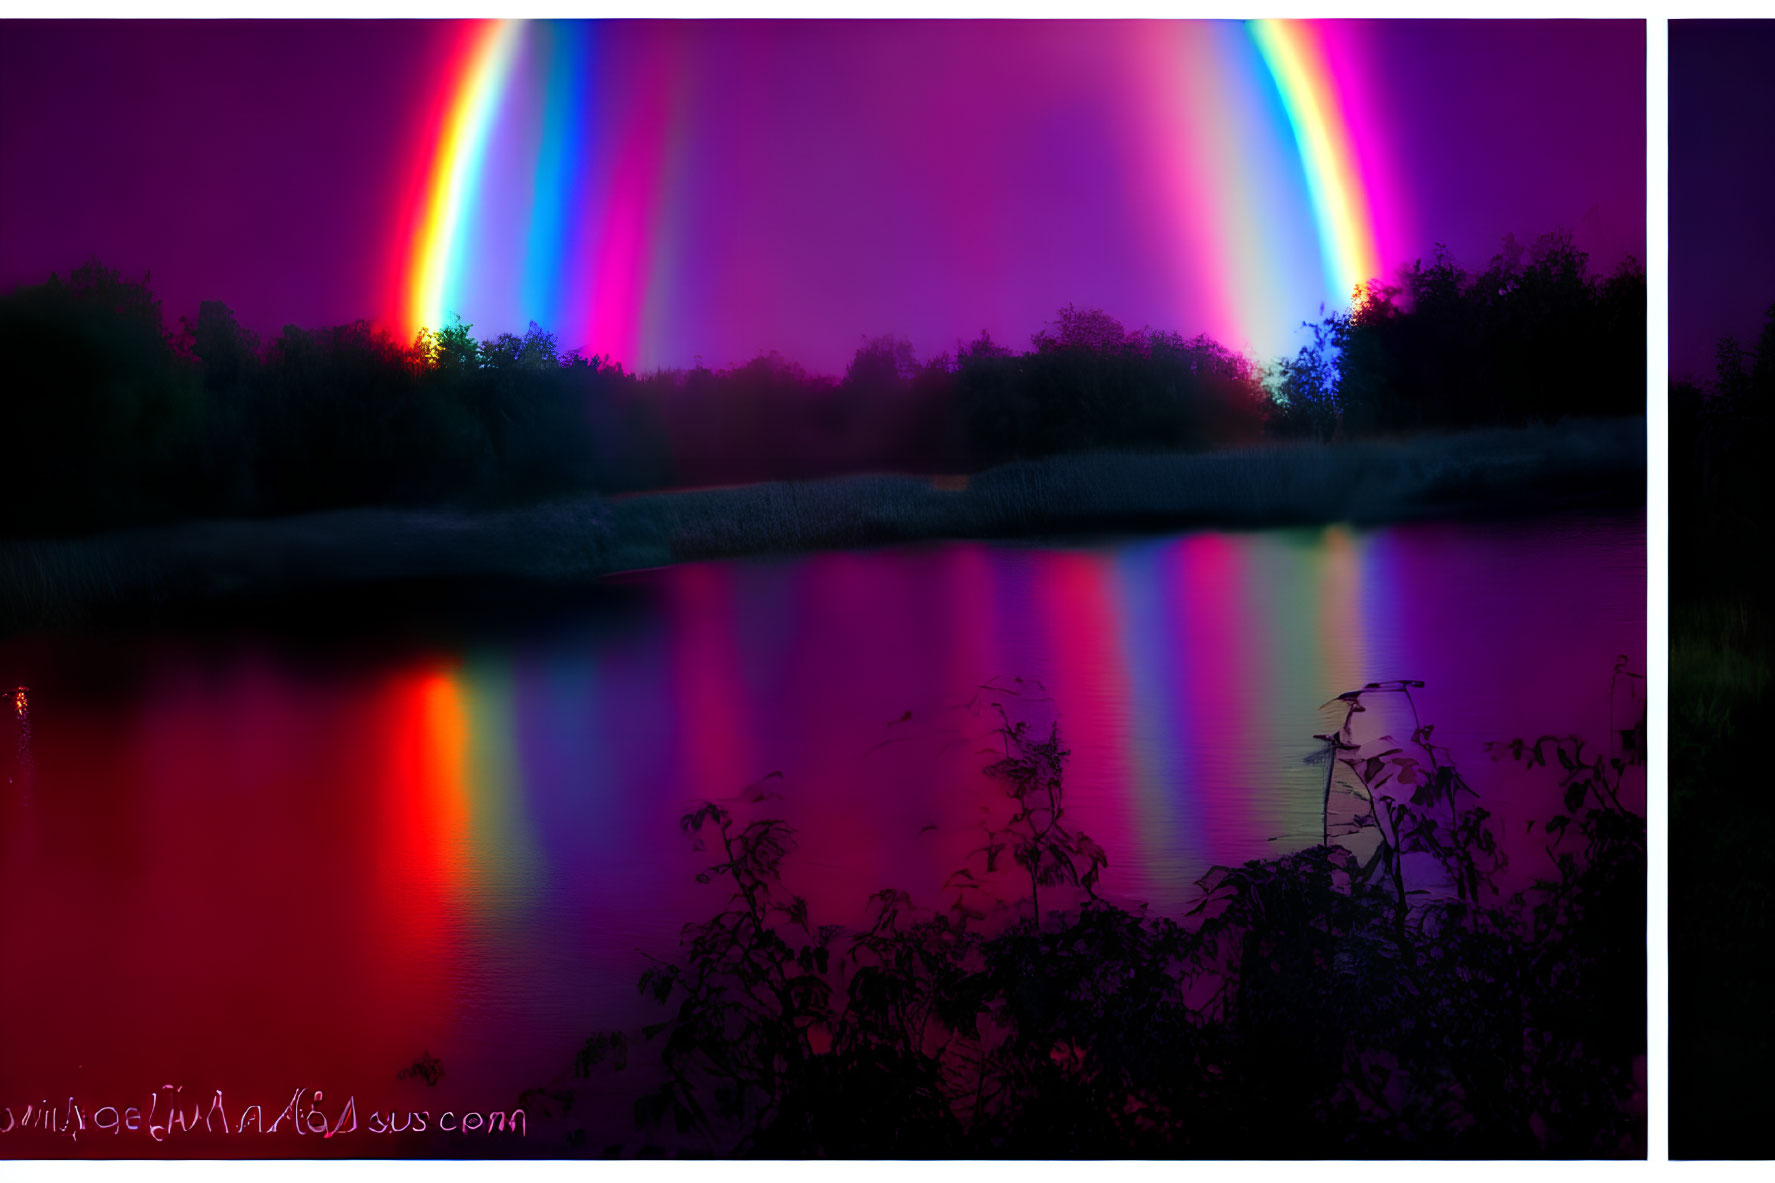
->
[1,417,1644,633]
[1669,593,1775,1157]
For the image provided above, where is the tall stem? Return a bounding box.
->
[1321,736,1335,848]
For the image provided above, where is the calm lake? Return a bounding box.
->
[0,510,1644,1154]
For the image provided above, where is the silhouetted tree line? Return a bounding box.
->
[1271,230,1645,439]
[1671,299,1775,594]
[1,236,1644,536]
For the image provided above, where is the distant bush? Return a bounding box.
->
[0,261,205,534]
[955,307,1273,463]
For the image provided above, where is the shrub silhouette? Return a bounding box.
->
[537,681,1645,1158]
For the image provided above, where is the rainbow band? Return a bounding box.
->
[398,21,1390,365]
[406,19,523,338]
[1250,19,1381,305]
[523,22,591,335]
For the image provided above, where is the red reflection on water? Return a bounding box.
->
[668,562,756,806]
[0,655,479,1155]
[765,549,956,921]
[370,666,469,1031]
[1032,550,1140,901]
[1166,532,1263,858]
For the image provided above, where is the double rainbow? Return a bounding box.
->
[397,20,1392,368]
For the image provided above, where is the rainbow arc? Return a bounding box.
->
[399,20,1393,369]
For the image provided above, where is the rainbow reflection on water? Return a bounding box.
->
[0,514,1642,1154]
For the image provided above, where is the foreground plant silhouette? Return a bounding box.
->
[529,681,1644,1158]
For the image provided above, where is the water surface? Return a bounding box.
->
[0,511,1644,1154]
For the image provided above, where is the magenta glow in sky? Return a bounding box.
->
[0,20,1644,374]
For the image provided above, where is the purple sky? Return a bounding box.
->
[0,19,1645,374]
[0,21,452,339]
[1670,19,1775,382]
